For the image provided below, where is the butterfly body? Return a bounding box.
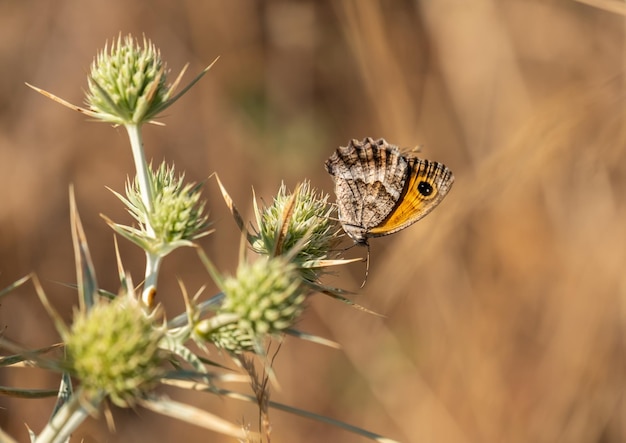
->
[325,137,454,244]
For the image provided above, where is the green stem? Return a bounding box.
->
[125,124,155,237]
[36,391,102,443]
[125,123,161,306]
[142,251,162,306]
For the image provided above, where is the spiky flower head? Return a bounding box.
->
[196,257,306,353]
[63,295,164,407]
[109,162,210,257]
[251,181,341,282]
[147,163,209,244]
[86,34,170,125]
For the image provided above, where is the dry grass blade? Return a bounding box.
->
[0,343,62,367]
[195,246,226,289]
[138,395,254,440]
[166,63,189,99]
[31,275,70,341]
[0,336,65,373]
[273,182,301,256]
[25,82,95,117]
[69,186,98,310]
[283,329,342,349]
[265,399,402,443]
[307,257,363,267]
[312,284,384,317]
[161,370,250,389]
[212,173,254,243]
[0,386,59,399]
[155,56,220,116]
[112,235,130,294]
[211,387,401,443]
[157,377,400,442]
[0,274,32,299]
[143,68,164,111]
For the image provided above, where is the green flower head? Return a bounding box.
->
[86,34,170,125]
[196,257,306,353]
[63,295,163,407]
[109,162,210,257]
[251,181,341,282]
[148,163,209,245]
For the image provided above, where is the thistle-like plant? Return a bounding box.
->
[195,256,306,354]
[0,34,401,443]
[27,34,218,306]
[251,181,343,282]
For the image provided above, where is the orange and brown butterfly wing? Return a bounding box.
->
[368,157,454,237]
[325,138,409,243]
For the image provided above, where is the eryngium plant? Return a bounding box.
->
[63,293,163,407]
[251,181,342,283]
[12,33,398,443]
[107,162,210,257]
[196,257,305,353]
[27,35,217,306]
[86,35,170,125]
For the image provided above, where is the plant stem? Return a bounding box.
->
[36,391,101,443]
[125,124,155,237]
[125,124,162,306]
[142,251,162,306]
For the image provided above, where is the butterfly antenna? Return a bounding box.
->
[360,242,370,288]
[339,242,356,253]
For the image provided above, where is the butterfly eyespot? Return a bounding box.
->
[417,181,434,197]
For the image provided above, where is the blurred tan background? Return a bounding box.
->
[2,0,626,441]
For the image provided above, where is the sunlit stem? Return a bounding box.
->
[142,251,162,307]
[124,124,155,237]
[125,124,161,306]
[36,391,102,443]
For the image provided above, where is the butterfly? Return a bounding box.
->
[325,137,454,245]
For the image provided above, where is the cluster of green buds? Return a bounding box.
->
[250,180,342,283]
[196,257,305,353]
[194,181,351,353]
[86,34,171,126]
[108,162,210,257]
[62,294,164,407]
